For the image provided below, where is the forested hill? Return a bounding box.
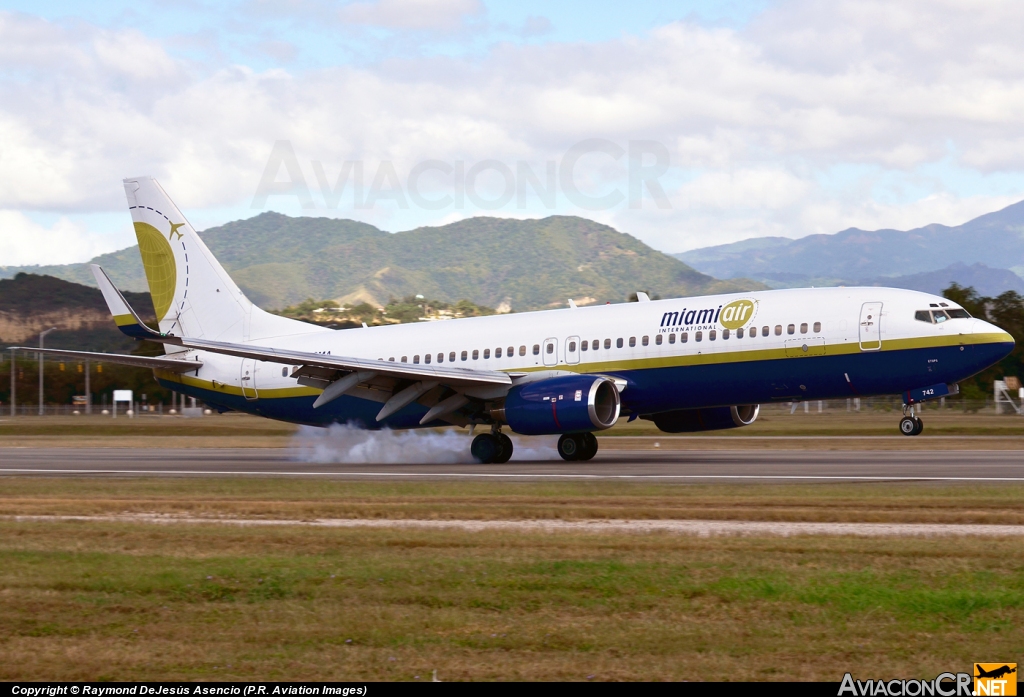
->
[1,214,764,311]
[0,273,155,351]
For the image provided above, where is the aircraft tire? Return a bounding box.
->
[912,417,924,436]
[494,434,514,463]
[899,416,918,436]
[471,433,500,463]
[557,434,581,461]
[578,432,598,461]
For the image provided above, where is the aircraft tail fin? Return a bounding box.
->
[122,177,321,342]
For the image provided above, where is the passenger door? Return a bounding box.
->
[859,302,883,351]
[240,358,258,400]
[543,337,558,366]
[565,336,580,365]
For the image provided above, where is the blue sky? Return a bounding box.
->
[2,0,1023,265]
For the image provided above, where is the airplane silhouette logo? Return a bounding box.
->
[977,666,1016,679]
[168,222,185,240]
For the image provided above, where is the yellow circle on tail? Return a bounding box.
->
[134,222,177,322]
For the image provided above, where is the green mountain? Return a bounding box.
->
[1,213,763,311]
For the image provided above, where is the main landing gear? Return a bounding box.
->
[899,405,924,436]
[557,433,599,461]
[471,430,513,464]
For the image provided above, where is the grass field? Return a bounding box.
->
[1,479,1023,681]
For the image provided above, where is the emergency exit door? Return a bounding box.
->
[240,358,258,400]
[859,302,882,351]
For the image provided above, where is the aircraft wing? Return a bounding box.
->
[89,263,513,389]
[171,335,513,387]
[8,347,202,374]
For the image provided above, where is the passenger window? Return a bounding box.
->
[800,323,807,334]
[642,336,649,346]
[545,343,553,354]
[401,356,407,363]
[519,346,526,356]
[604,339,611,349]
[461,351,468,361]
[507,346,513,357]
[709,330,717,341]
[438,353,444,363]
[762,326,769,337]
[425,354,431,364]
[484,348,491,359]
[737,328,744,338]
[787,324,795,335]
[282,367,288,377]
[472,350,479,360]
[593,340,599,350]
[655,335,663,345]
[669,333,676,344]
[775,325,782,336]
[695,331,703,342]
[388,357,395,362]
[813,321,821,332]
[569,341,576,352]
[581,341,588,351]
[449,352,456,362]
[533,344,540,355]
[932,310,949,323]
[947,309,971,319]
[681,332,688,343]
[616,338,624,348]
[723,329,730,339]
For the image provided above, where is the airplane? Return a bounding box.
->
[17,177,1015,463]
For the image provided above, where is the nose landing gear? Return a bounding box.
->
[471,429,514,463]
[899,405,923,436]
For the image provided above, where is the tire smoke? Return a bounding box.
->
[291,423,559,464]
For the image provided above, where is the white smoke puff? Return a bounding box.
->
[291,423,559,464]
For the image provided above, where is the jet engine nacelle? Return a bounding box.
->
[495,375,621,436]
[647,404,759,433]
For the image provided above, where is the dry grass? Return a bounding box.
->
[1,478,1024,525]
[1,519,1023,681]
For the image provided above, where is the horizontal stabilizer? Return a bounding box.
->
[8,347,201,373]
[90,264,163,340]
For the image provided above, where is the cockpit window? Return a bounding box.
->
[947,308,971,319]
[932,310,949,323]
[915,310,932,323]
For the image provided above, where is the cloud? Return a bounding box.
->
[0,211,114,265]
[339,0,482,31]
[1,1,1024,263]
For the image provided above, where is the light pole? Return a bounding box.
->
[38,327,56,416]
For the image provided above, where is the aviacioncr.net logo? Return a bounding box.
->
[719,299,757,330]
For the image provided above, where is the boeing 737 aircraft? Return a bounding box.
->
[19,177,1015,462]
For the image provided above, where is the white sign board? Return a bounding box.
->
[112,390,133,403]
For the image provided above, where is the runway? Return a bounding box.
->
[3,447,1024,481]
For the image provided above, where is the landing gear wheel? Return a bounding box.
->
[899,416,920,436]
[494,433,513,463]
[912,417,924,436]
[577,432,598,461]
[557,434,582,461]
[471,433,500,463]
